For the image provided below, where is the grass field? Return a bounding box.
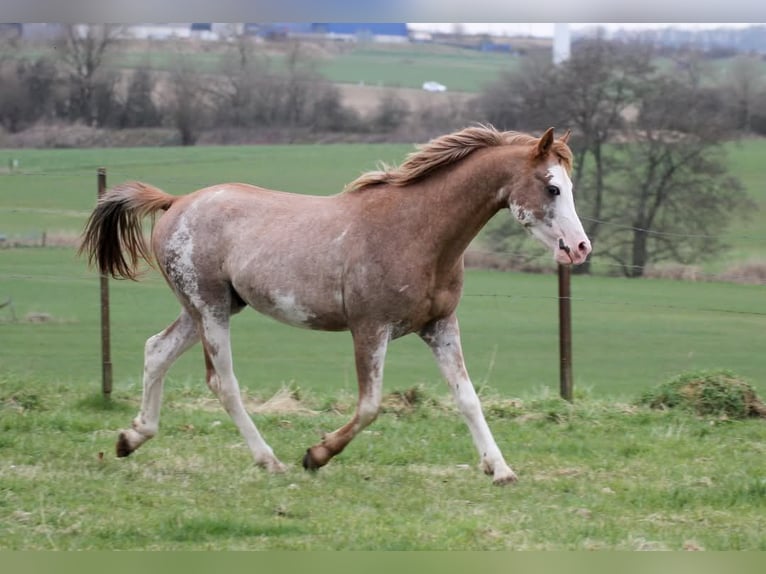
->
[1,142,765,550]
[1,368,765,550]
[20,40,517,93]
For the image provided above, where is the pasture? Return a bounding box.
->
[1,142,765,549]
[20,40,518,93]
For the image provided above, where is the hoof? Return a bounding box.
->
[115,432,134,458]
[492,470,519,486]
[263,459,288,474]
[302,449,321,472]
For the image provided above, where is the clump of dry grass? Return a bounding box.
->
[639,369,766,419]
[643,263,705,281]
[719,260,766,285]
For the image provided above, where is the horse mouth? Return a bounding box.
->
[557,238,575,265]
[556,237,591,265]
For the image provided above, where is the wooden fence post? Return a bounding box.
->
[98,168,112,399]
[558,263,573,402]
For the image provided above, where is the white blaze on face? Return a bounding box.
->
[516,162,591,265]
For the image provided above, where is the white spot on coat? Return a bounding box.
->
[272,291,315,325]
[166,215,203,308]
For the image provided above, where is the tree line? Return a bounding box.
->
[0,26,759,276]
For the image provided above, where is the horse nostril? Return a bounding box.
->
[578,241,590,253]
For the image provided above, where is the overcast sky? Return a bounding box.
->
[408,23,757,37]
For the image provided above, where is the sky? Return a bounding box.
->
[407,23,758,38]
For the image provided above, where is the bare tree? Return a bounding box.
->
[552,40,655,273]
[120,66,160,128]
[212,37,356,134]
[476,39,751,275]
[0,48,60,132]
[723,54,765,132]
[599,73,753,276]
[476,40,654,268]
[58,24,121,126]
[166,55,208,145]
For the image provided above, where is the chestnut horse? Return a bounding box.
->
[80,126,591,485]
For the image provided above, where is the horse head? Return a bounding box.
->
[507,127,591,265]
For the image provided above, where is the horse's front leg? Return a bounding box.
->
[303,324,390,471]
[420,314,517,485]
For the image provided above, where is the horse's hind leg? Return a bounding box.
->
[199,310,286,473]
[117,310,199,456]
[303,324,390,470]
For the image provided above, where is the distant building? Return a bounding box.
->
[0,23,22,39]
[312,23,409,42]
[19,23,66,40]
[245,22,409,43]
[125,23,193,40]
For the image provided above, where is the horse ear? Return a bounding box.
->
[536,127,555,157]
[559,129,572,144]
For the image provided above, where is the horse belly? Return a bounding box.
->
[241,286,348,332]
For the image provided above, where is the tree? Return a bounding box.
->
[551,40,655,273]
[476,39,654,268]
[166,55,208,145]
[476,39,752,276]
[598,72,753,277]
[120,66,161,128]
[0,53,60,133]
[212,37,356,134]
[58,24,121,126]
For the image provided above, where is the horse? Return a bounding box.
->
[80,125,591,485]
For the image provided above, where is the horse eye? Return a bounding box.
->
[547,185,560,196]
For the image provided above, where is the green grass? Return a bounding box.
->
[0,144,411,236]
[1,373,765,550]
[314,45,519,92]
[14,40,516,93]
[115,41,517,92]
[1,144,765,551]
[721,138,766,266]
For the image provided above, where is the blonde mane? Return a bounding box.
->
[345,125,573,192]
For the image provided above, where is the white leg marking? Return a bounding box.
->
[120,312,199,454]
[355,326,389,430]
[422,316,517,484]
[310,325,389,465]
[202,315,286,473]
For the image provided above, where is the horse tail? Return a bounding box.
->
[79,181,178,280]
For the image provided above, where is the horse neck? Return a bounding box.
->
[412,147,514,261]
